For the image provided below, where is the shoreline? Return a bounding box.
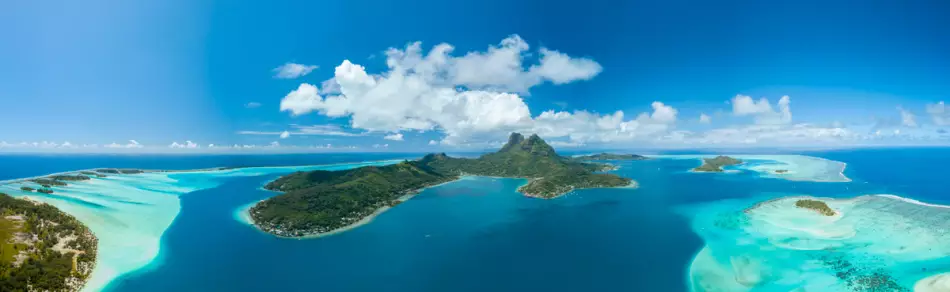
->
[692,193,950,291]
[0,158,408,292]
[519,177,638,199]
[743,193,950,214]
[0,194,100,291]
[650,154,851,183]
[245,174,639,239]
[246,178,463,239]
[0,158,409,186]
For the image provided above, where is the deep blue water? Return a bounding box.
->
[1,148,948,291]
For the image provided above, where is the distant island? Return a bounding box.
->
[573,153,650,161]
[94,169,143,174]
[692,156,743,172]
[249,133,636,238]
[0,193,98,291]
[795,199,836,216]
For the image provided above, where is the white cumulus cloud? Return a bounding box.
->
[105,140,143,149]
[383,133,404,141]
[530,102,678,145]
[699,113,711,124]
[692,123,855,146]
[273,63,318,79]
[279,83,323,116]
[275,36,681,146]
[169,141,199,149]
[528,48,602,85]
[280,131,290,139]
[731,95,792,125]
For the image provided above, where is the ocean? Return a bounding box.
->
[1,148,948,291]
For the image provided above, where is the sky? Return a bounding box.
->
[2,0,949,153]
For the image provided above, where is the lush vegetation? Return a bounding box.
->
[46,175,90,182]
[252,161,457,237]
[795,199,836,216]
[94,169,143,174]
[692,156,743,172]
[251,133,635,237]
[519,173,631,197]
[18,187,33,192]
[414,133,632,197]
[29,178,67,187]
[79,172,105,178]
[0,193,97,291]
[573,153,649,161]
[25,175,89,189]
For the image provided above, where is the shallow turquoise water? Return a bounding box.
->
[2,149,949,291]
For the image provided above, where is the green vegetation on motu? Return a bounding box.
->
[252,161,457,237]
[94,169,143,175]
[795,199,836,216]
[18,187,33,192]
[26,175,89,189]
[79,171,105,178]
[28,178,67,187]
[0,193,98,291]
[46,175,89,182]
[251,133,634,237]
[419,134,631,197]
[573,153,650,161]
[692,155,743,172]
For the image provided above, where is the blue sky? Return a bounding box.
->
[2,0,949,153]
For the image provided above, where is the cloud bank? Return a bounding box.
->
[277,35,691,146]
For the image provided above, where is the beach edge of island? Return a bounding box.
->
[242,174,639,239]
[238,177,467,240]
[0,158,411,292]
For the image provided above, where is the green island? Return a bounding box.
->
[794,199,836,216]
[28,178,68,187]
[0,193,97,291]
[692,155,743,172]
[94,169,144,175]
[573,153,650,161]
[18,187,33,192]
[79,171,105,178]
[46,175,90,182]
[250,133,635,237]
[774,169,789,174]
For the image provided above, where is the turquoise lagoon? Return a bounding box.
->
[0,160,401,291]
[1,149,949,291]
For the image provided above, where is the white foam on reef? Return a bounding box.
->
[0,160,400,292]
[683,195,950,291]
[649,154,850,182]
[876,194,950,209]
